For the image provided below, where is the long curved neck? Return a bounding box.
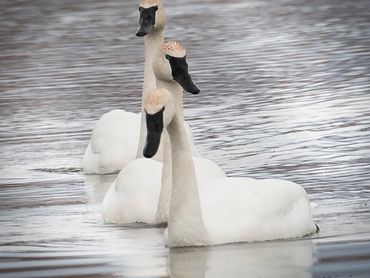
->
[142,29,164,95]
[161,81,209,246]
[136,28,165,158]
[155,80,182,223]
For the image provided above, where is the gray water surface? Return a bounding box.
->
[1,0,370,277]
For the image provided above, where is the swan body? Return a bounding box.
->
[178,178,315,246]
[83,110,141,174]
[142,82,317,246]
[102,157,225,224]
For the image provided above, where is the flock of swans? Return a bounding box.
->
[82,0,318,247]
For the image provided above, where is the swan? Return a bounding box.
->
[142,44,317,247]
[143,87,318,247]
[102,41,226,224]
[83,0,167,174]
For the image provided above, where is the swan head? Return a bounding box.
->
[136,0,166,37]
[143,88,175,158]
[153,41,200,94]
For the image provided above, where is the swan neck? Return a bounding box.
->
[166,100,209,246]
[143,29,164,94]
[155,129,171,223]
[155,80,183,223]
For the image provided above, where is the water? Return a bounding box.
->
[1,0,370,277]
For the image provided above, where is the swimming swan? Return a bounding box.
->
[102,41,226,224]
[83,0,176,174]
[143,92,317,246]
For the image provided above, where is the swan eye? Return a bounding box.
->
[165,55,171,60]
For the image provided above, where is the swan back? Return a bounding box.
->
[200,178,316,245]
[83,110,140,174]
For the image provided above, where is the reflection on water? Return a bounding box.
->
[169,240,314,278]
[1,0,370,277]
[85,174,116,204]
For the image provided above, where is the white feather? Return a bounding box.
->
[83,110,140,174]
[102,157,226,224]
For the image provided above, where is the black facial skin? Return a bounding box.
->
[136,6,158,37]
[166,55,200,94]
[143,107,165,158]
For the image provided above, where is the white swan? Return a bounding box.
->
[142,75,317,246]
[102,41,226,224]
[83,0,166,174]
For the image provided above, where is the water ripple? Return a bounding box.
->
[1,0,370,277]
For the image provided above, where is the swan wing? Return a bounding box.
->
[102,158,162,224]
[83,110,141,174]
[200,177,316,244]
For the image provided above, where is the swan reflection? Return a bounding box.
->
[84,174,117,204]
[168,239,314,278]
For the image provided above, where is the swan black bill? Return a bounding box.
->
[143,107,165,158]
[166,55,200,94]
[136,6,158,37]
